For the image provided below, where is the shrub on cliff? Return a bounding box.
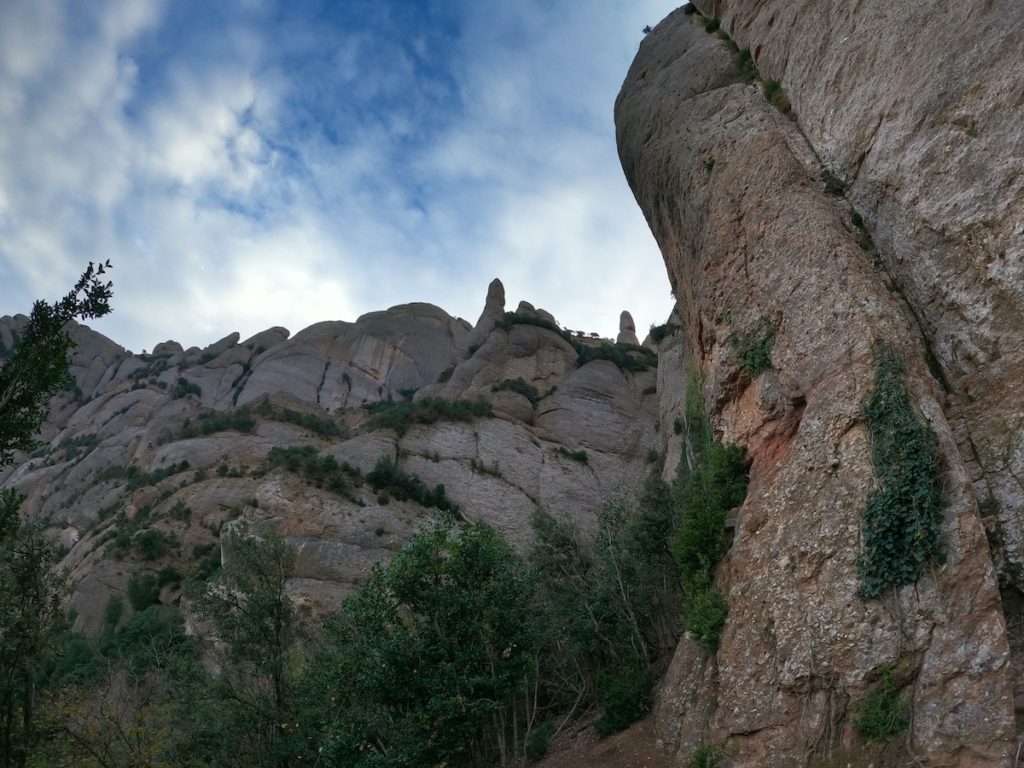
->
[857,349,943,598]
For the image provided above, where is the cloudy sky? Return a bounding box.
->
[0,0,679,353]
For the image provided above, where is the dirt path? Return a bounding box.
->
[533,719,676,768]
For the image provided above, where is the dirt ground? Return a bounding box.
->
[533,719,676,768]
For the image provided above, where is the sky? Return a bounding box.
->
[0,0,680,353]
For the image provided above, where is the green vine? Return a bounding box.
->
[729,317,775,378]
[858,349,943,598]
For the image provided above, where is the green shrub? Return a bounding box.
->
[857,350,943,598]
[157,565,182,588]
[762,79,790,113]
[704,18,719,32]
[649,323,680,344]
[683,587,729,653]
[179,407,255,438]
[693,744,724,768]
[264,445,363,500]
[104,594,125,628]
[46,632,103,687]
[437,366,454,383]
[493,377,540,404]
[367,396,493,436]
[577,341,658,373]
[192,543,222,581]
[555,446,588,464]
[854,665,909,741]
[275,406,341,437]
[821,169,848,196]
[127,571,161,610]
[311,520,537,767]
[682,3,697,14]
[173,377,202,399]
[671,372,748,654]
[366,456,459,515]
[594,663,654,737]
[729,317,775,378]
[525,717,556,761]
[134,529,177,561]
[169,500,192,521]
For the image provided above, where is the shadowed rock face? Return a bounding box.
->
[0,293,657,636]
[617,6,1015,766]
[691,0,1024,717]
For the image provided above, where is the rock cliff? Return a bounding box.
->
[0,287,658,635]
[616,4,1022,766]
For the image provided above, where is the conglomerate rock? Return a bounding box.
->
[616,6,1015,765]
[0,293,657,638]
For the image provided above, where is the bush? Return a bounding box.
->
[134,529,177,561]
[493,377,540,404]
[671,372,748,654]
[762,79,791,113]
[577,341,658,373]
[525,717,556,761]
[649,323,679,344]
[367,396,493,436]
[275,406,341,437]
[821,169,848,196]
[173,377,202,399]
[310,520,537,767]
[555,446,588,464]
[704,18,719,32]
[734,48,756,80]
[594,663,654,737]
[857,350,943,598]
[683,587,728,653]
[179,408,255,438]
[264,445,363,500]
[729,317,774,378]
[854,665,909,741]
[366,455,459,515]
[104,594,125,628]
[127,572,161,610]
[693,745,724,768]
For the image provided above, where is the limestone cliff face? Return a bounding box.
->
[617,6,1019,766]
[0,289,657,636]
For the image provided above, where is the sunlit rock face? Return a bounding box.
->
[0,289,658,637]
[616,4,1020,765]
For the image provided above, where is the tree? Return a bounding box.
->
[0,490,68,768]
[307,519,539,767]
[188,523,301,768]
[0,260,112,464]
[0,262,113,768]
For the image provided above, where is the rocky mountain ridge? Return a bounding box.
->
[1,283,664,636]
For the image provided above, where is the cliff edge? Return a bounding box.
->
[616,4,1022,765]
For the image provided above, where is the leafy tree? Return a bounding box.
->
[187,524,302,768]
[0,263,112,768]
[307,519,539,767]
[0,261,112,464]
[0,490,68,768]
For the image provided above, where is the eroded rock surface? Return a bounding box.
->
[0,291,657,638]
[617,7,1015,765]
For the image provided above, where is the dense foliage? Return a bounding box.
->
[0,261,112,464]
[307,520,538,767]
[858,349,943,598]
[367,396,493,436]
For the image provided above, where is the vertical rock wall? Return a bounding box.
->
[690,0,1024,701]
[616,8,1015,766]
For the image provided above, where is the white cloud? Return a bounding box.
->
[0,0,681,352]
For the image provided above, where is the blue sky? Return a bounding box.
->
[0,0,679,352]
